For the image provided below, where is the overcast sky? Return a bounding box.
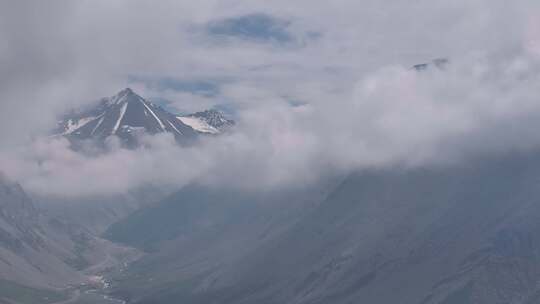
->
[1,0,540,197]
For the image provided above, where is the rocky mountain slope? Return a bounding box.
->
[0,174,140,303]
[0,174,84,289]
[105,150,540,304]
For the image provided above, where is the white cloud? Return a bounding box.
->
[1,0,540,196]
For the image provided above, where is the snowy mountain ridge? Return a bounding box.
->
[55,88,234,145]
[177,109,234,134]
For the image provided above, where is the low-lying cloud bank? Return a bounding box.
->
[3,50,540,197]
[1,0,540,197]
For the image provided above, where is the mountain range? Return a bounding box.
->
[4,82,540,304]
[54,88,234,146]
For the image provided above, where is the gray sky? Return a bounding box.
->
[1,0,540,196]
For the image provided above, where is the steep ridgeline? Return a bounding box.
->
[55,88,234,146]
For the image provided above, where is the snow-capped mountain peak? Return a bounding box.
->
[55,89,235,145]
[55,88,226,145]
[107,87,140,105]
[177,109,235,134]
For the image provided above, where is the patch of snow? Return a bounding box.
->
[113,102,129,134]
[63,117,97,134]
[141,101,165,131]
[90,115,105,135]
[166,119,183,135]
[177,116,219,134]
[121,125,145,133]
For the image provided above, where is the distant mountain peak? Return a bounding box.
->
[412,57,449,71]
[120,87,134,94]
[107,87,140,105]
[177,109,235,134]
[54,89,234,146]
